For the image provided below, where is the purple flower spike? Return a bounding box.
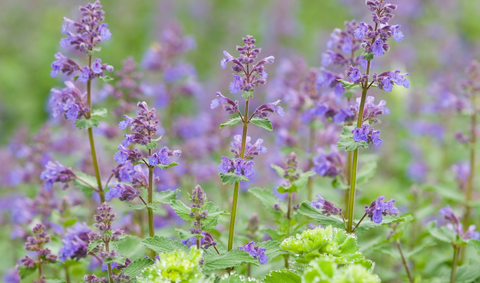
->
[311,194,342,216]
[211,92,239,114]
[365,196,398,224]
[92,58,103,74]
[352,124,370,142]
[372,39,385,57]
[391,25,404,42]
[354,22,368,39]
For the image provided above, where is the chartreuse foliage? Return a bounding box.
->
[302,258,380,283]
[136,247,207,283]
[280,226,374,271]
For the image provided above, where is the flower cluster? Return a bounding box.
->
[58,222,91,262]
[181,231,217,250]
[187,185,216,249]
[51,1,113,81]
[230,135,267,159]
[311,194,342,216]
[218,156,254,179]
[50,81,90,121]
[19,224,58,283]
[352,124,383,147]
[238,241,269,265]
[312,145,344,178]
[439,205,479,240]
[105,183,141,202]
[460,60,480,93]
[113,163,151,188]
[364,196,398,224]
[351,96,390,124]
[40,161,76,191]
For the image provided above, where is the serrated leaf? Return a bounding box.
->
[337,125,368,151]
[122,258,154,278]
[256,240,285,260]
[156,162,178,170]
[176,229,197,240]
[405,241,436,259]
[145,142,157,150]
[220,117,242,128]
[103,256,127,265]
[265,228,286,241]
[242,90,253,100]
[202,202,230,231]
[63,218,77,228]
[153,189,179,204]
[19,265,37,279]
[277,171,316,194]
[427,221,458,244]
[263,269,301,283]
[100,75,114,82]
[469,240,480,257]
[249,187,285,217]
[91,108,107,117]
[87,240,103,253]
[170,200,194,221]
[271,164,285,178]
[141,235,188,254]
[250,117,273,131]
[75,117,99,130]
[297,202,345,229]
[115,236,146,259]
[203,249,259,272]
[219,173,249,185]
[362,52,374,61]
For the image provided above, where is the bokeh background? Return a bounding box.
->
[1,0,480,282]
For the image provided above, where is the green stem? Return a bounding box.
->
[105,241,113,283]
[344,150,353,216]
[396,239,414,283]
[464,94,477,227]
[64,265,71,283]
[451,246,460,283]
[86,53,105,203]
[227,97,250,251]
[147,149,155,258]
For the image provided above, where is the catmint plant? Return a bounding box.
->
[49,0,114,203]
[336,0,409,233]
[19,223,58,283]
[212,35,279,251]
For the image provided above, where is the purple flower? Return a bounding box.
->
[98,23,112,41]
[352,124,369,142]
[118,115,134,130]
[239,241,269,265]
[382,76,393,92]
[148,146,171,166]
[390,69,410,88]
[321,53,333,66]
[229,75,242,94]
[114,145,130,164]
[121,134,133,147]
[58,223,91,262]
[218,156,233,173]
[210,92,239,114]
[451,162,470,188]
[312,145,344,178]
[311,194,342,216]
[341,37,353,54]
[354,22,368,39]
[254,100,285,118]
[230,135,267,159]
[3,269,20,283]
[65,103,80,121]
[105,184,124,201]
[40,161,76,191]
[333,108,354,124]
[349,67,361,82]
[220,58,228,69]
[372,39,385,57]
[391,25,404,42]
[365,196,398,224]
[78,67,91,83]
[92,58,103,74]
[371,130,383,146]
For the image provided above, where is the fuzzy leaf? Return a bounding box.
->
[63,219,77,228]
[122,258,154,278]
[145,142,157,150]
[277,171,316,194]
[250,117,273,131]
[257,240,286,260]
[19,265,37,279]
[362,52,374,61]
[220,117,242,128]
[219,173,249,185]
[338,79,360,89]
[242,90,253,100]
[271,164,285,178]
[73,172,97,197]
[203,249,259,272]
[87,240,103,253]
[115,236,146,259]
[103,256,127,265]
[91,108,107,117]
[153,189,179,204]
[427,221,458,244]
[249,187,285,217]
[100,75,114,82]
[141,235,188,254]
[219,274,250,283]
[202,202,230,231]
[337,125,368,151]
[456,261,480,283]
[170,200,193,221]
[75,117,99,130]
[297,202,345,229]
[263,269,301,283]
[156,162,178,170]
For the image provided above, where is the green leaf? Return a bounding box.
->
[153,189,179,204]
[271,164,285,178]
[424,184,465,203]
[152,135,163,142]
[104,256,127,265]
[405,241,436,259]
[147,204,167,216]
[250,117,273,131]
[87,240,103,253]
[355,214,415,233]
[263,269,301,283]
[242,90,253,100]
[202,202,230,231]
[456,261,480,283]
[257,240,285,260]
[130,204,147,211]
[219,173,249,185]
[122,258,154,278]
[176,229,197,240]
[356,161,377,185]
[156,162,178,170]
[469,239,480,257]
[170,200,193,221]
[91,108,107,117]
[73,171,97,196]
[45,280,67,283]
[220,117,242,128]
[145,142,157,150]
[141,235,188,254]
[337,79,360,89]
[203,249,259,272]
[75,117,99,130]
[265,228,286,241]
[337,125,369,152]
[63,218,77,228]
[297,202,345,229]
[249,187,285,217]
[277,171,316,193]
[100,75,114,82]
[115,236,146,259]
[19,265,37,279]
[362,52,374,61]
[427,221,458,244]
